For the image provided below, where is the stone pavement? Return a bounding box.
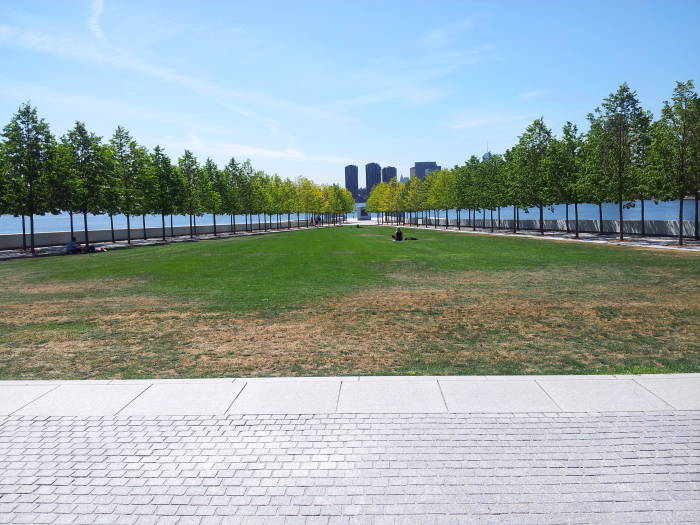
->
[1,375,699,524]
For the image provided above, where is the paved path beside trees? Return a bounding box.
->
[1,375,698,524]
[382,221,700,252]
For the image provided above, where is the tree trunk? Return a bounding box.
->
[598,204,603,234]
[193,215,197,236]
[126,214,131,244]
[83,211,90,248]
[512,206,517,233]
[574,202,580,239]
[490,209,494,232]
[110,214,115,242]
[161,213,166,241]
[618,196,624,241]
[695,193,699,240]
[497,207,501,230]
[565,204,569,233]
[169,215,173,237]
[539,205,544,235]
[640,199,645,237]
[143,215,147,239]
[28,214,36,254]
[21,214,26,251]
[457,209,461,230]
[679,196,685,246]
[69,211,74,237]
[213,214,217,235]
[445,209,448,229]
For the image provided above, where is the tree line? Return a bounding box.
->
[366,81,700,245]
[0,105,354,252]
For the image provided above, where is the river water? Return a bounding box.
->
[0,199,696,234]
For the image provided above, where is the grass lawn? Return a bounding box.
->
[1,225,699,379]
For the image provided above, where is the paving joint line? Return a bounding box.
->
[630,377,678,410]
[335,380,344,412]
[534,379,563,411]
[7,384,61,416]
[224,381,247,414]
[436,379,450,413]
[114,384,152,416]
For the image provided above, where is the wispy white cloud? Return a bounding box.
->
[450,118,493,130]
[88,0,105,42]
[163,134,352,165]
[419,19,475,48]
[449,112,536,131]
[330,45,492,110]
[0,18,343,130]
[520,89,549,100]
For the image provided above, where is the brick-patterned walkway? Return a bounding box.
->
[1,412,698,524]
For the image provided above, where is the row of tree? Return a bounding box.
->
[366,81,700,244]
[0,105,354,252]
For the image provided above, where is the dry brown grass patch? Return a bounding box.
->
[1,267,698,378]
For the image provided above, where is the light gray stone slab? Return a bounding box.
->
[228,381,340,413]
[440,380,560,412]
[0,385,56,415]
[357,376,440,381]
[0,380,113,385]
[540,379,673,411]
[337,381,447,413]
[486,375,617,381]
[635,377,700,410]
[242,376,356,382]
[119,383,246,415]
[534,375,618,381]
[14,384,148,416]
[116,378,237,385]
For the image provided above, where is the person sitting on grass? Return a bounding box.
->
[391,227,403,241]
[65,237,81,254]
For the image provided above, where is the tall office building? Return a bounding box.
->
[412,161,442,180]
[344,165,358,198]
[365,163,381,192]
[381,166,397,182]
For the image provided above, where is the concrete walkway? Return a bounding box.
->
[1,375,698,524]
[372,221,700,252]
[1,374,699,416]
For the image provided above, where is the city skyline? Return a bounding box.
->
[1,1,698,188]
[344,161,442,200]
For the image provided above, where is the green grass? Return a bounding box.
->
[1,225,698,379]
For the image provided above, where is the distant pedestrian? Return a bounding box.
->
[391,227,403,241]
[65,237,80,254]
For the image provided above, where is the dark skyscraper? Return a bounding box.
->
[365,163,381,192]
[344,165,358,198]
[381,166,397,182]
[412,161,442,180]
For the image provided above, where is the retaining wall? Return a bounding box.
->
[412,218,697,237]
[0,220,309,250]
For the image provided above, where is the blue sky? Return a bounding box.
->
[1,0,699,185]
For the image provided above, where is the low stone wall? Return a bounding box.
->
[0,220,308,250]
[414,218,697,237]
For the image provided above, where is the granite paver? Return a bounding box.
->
[0,411,698,524]
[1,375,698,523]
